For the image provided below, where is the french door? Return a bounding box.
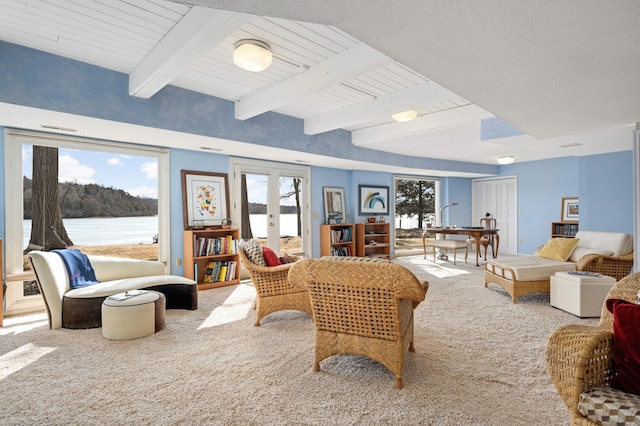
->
[230,158,310,256]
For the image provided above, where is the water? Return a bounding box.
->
[23,216,158,247]
[248,214,298,238]
[21,214,300,247]
[22,214,412,247]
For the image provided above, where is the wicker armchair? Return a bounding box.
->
[576,252,635,281]
[238,248,312,326]
[288,257,428,389]
[546,272,640,425]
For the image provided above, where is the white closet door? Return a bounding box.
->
[472,177,518,255]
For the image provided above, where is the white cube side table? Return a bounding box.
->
[550,272,616,318]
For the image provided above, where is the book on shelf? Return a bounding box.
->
[219,262,228,282]
[203,261,217,283]
[226,260,237,281]
[330,227,352,243]
[196,236,239,256]
[331,246,352,256]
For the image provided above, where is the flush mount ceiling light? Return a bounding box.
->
[497,155,515,165]
[233,39,273,72]
[391,109,418,122]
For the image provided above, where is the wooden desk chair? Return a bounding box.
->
[422,230,435,259]
[467,217,496,259]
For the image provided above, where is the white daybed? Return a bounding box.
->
[484,230,634,303]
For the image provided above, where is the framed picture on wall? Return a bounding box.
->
[358,184,389,215]
[561,197,579,222]
[181,170,230,229]
[323,187,346,224]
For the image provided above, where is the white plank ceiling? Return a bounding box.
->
[0,0,635,173]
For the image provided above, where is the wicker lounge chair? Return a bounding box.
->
[238,247,312,326]
[546,272,640,425]
[485,231,634,303]
[288,257,428,389]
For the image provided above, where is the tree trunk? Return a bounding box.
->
[240,174,253,239]
[294,178,301,236]
[26,146,73,253]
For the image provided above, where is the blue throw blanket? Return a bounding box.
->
[53,249,100,289]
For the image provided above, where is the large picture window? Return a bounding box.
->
[4,130,170,316]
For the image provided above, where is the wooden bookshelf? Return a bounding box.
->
[551,221,579,238]
[356,222,391,259]
[184,227,240,290]
[320,224,356,257]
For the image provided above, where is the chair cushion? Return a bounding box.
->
[578,386,640,425]
[606,299,640,395]
[574,231,634,257]
[487,256,575,281]
[537,238,580,261]
[262,247,282,266]
[569,247,615,263]
[279,254,296,264]
[240,239,266,266]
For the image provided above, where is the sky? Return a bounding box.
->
[20,145,300,205]
[22,145,158,199]
[244,174,298,206]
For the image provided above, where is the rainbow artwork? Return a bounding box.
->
[364,191,386,209]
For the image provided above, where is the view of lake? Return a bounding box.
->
[23,217,159,247]
[22,214,301,247]
[22,214,420,247]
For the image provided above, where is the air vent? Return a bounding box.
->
[559,143,582,148]
[40,124,77,132]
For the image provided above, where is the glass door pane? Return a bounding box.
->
[279,176,303,255]
[232,158,310,258]
[240,173,270,248]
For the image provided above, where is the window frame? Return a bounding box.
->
[3,129,170,316]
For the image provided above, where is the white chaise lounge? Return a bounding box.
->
[29,251,198,329]
[484,230,634,303]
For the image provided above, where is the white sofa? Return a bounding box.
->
[484,231,634,303]
[29,251,198,329]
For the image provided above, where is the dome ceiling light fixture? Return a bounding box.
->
[391,109,418,122]
[233,39,273,72]
[497,155,515,165]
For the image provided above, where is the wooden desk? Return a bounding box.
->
[424,227,499,266]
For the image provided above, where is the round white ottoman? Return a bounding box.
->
[101,290,166,340]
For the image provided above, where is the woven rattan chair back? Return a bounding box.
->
[289,257,428,388]
[546,272,640,424]
[238,247,311,326]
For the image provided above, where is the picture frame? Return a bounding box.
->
[323,187,346,224]
[358,184,389,215]
[561,197,579,222]
[181,170,230,229]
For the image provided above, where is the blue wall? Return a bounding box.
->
[579,151,634,234]
[0,41,634,268]
[499,151,633,253]
[0,41,495,177]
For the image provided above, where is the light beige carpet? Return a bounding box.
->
[0,255,597,425]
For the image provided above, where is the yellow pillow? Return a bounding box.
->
[537,238,580,261]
